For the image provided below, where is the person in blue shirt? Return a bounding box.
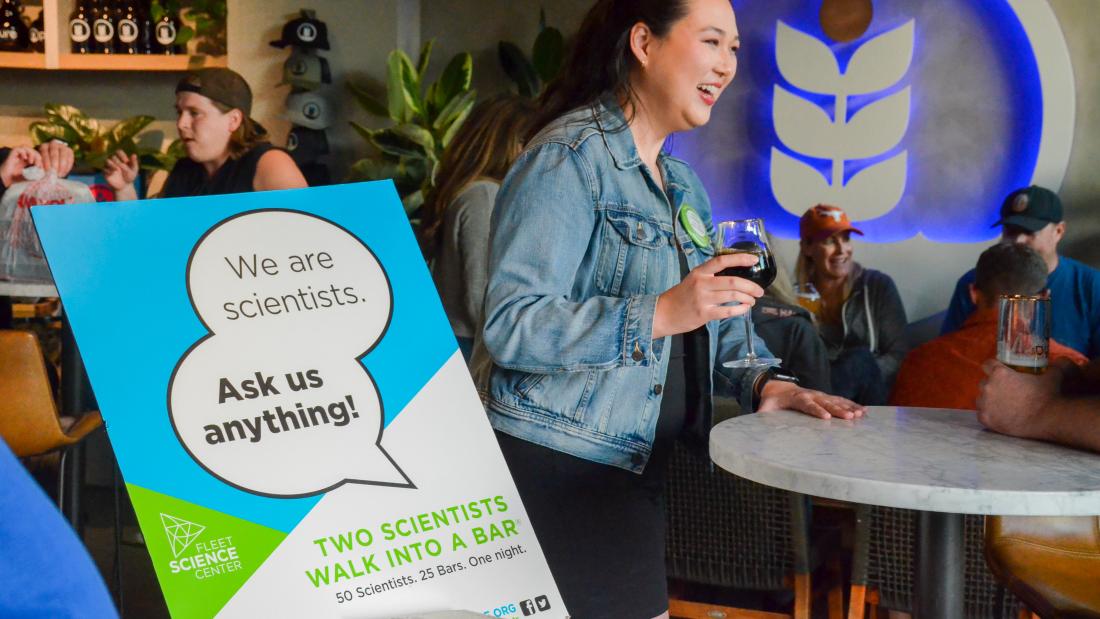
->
[0,438,118,618]
[941,185,1100,357]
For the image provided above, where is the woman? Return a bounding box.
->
[481,1,864,617]
[422,95,534,369]
[104,68,307,199]
[796,204,908,404]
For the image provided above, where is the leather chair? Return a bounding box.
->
[0,330,102,508]
[985,516,1100,618]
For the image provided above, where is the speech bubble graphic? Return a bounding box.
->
[168,209,413,497]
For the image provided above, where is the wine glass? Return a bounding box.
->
[715,218,781,369]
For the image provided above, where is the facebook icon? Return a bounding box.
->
[520,599,537,616]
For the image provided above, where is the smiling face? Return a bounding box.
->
[804,231,855,282]
[175,91,241,164]
[630,0,739,133]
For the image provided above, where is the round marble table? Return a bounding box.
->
[710,406,1100,619]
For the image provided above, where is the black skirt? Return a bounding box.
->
[495,334,690,619]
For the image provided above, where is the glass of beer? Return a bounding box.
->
[997,294,1051,374]
[794,282,822,316]
[715,218,781,369]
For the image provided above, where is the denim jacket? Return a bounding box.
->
[482,96,772,473]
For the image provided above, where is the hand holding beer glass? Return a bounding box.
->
[997,294,1051,374]
[716,218,781,369]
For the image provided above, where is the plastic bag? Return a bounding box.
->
[0,166,95,283]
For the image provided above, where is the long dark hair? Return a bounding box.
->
[529,0,690,138]
[211,100,269,160]
[422,95,535,258]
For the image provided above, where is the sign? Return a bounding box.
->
[32,182,564,619]
[677,0,1074,242]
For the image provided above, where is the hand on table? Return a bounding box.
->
[653,252,764,339]
[36,141,75,177]
[0,146,42,187]
[758,380,866,420]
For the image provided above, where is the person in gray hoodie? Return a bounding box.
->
[796,204,908,404]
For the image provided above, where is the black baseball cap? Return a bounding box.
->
[176,68,267,136]
[992,185,1063,232]
[270,10,329,50]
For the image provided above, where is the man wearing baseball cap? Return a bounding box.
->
[941,185,1100,357]
[103,68,306,200]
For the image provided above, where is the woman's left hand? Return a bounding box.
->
[757,380,865,420]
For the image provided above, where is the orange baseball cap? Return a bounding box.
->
[799,204,864,242]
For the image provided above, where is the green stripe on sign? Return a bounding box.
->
[127,484,288,618]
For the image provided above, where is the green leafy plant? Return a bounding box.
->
[498,8,565,98]
[28,104,179,173]
[150,0,194,48]
[347,40,477,222]
[183,0,227,56]
[150,0,228,55]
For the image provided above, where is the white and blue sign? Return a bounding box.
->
[32,183,564,618]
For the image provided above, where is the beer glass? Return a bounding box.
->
[997,294,1051,374]
[716,219,781,369]
[794,282,821,316]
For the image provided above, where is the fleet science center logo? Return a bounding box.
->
[162,513,244,580]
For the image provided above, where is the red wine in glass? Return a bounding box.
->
[717,241,777,288]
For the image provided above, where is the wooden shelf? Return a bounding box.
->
[0,0,227,72]
[0,51,47,69]
[57,53,227,71]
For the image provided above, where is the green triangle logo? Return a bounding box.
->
[127,484,288,619]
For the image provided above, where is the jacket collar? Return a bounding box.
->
[592,94,692,195]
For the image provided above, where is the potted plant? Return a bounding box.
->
[347,40,477,226]
[498,8,565,98]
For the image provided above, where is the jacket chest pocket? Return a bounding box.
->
[594,209,668,296]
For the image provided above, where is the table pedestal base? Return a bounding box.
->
[915,511,964,619]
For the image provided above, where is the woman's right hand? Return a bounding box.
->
[103,150,140,201]
[652,252,765,339]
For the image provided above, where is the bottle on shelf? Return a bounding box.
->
[70,0,93,54]
[91,0,116,54]
[0,0,29,52]
[154,3,182,55]
[116,0,139,54]
[29,10,43,53]
[137,0,155,54]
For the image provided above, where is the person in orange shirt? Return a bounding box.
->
[891,243,1086,410]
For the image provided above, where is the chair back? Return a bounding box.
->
[0,330,78,457]
[985,515,1100,617]
[665,442,799,590]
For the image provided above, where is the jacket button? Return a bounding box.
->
[653,384,663,395]
[631,345,644,362]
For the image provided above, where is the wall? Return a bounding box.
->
[420,0,593,98]
[1048,0,1100,267]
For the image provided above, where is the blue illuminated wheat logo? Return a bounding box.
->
[771,20,915,221]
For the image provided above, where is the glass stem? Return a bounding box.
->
[744,312,757,360]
